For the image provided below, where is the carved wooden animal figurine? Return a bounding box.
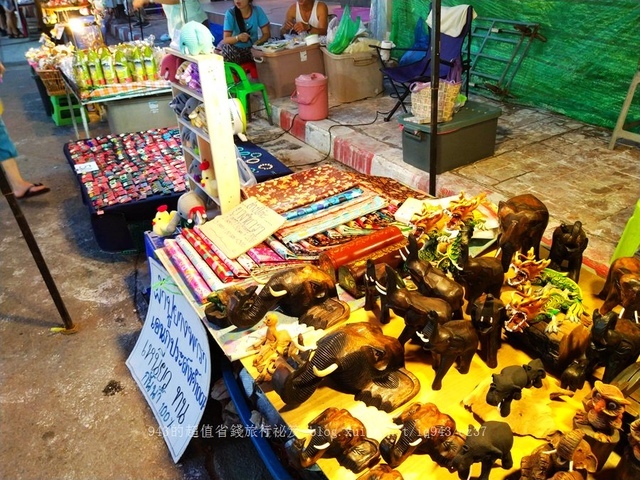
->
[357,464,404,480]
[380,402,457,468]
[416,310,479,390]
[520,429,598,480]
[471,293,505,368]
[497,193,549,272]
[573,381,631,470]
[372,263,453,345]
[272,322,420,412]
[485,358,546,417]
[454,226,504,315]
[400,234,465,318]
[615,417,640,480]
[548,221,589,282]
[449,421,514,480]
[598,256,640,321]
[561,309,640,390]
[290,407,380,472]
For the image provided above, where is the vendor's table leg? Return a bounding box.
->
[65,88,80,140]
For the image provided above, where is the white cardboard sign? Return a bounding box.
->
[127,258,211,463]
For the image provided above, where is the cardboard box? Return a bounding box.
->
[398,101,502,174]
[321,47,383,103]
[105,93,176,134]
[252,44,325,98]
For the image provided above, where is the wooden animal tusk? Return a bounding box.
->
[312,363,339,377]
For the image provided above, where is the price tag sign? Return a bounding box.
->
[127,258,211,462]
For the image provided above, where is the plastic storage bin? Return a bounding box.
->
[321,47,383,103]
[398,100,502,174]
[105,93,176,134]
[251,44,325,98]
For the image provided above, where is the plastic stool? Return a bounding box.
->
[50,95,83,127]
[239,61,258,80]
[224,61,272,124]
[612,198,640,261]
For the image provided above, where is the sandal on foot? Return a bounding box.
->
[16,183,50,199]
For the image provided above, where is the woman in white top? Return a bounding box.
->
[281,0,328,36]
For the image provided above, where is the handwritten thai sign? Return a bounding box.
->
[127,258,211,463]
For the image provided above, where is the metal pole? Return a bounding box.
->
[428,0,441,197]
[0,163,77,333]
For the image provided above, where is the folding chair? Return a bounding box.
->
[224,62,272,124]
[374,4,473,122]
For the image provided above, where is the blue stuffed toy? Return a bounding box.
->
[179,21,215,55]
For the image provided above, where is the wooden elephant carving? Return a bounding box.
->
[485,358,546,417]
[548,221,589,282]
[290,407,380,472]
[416,310,479,390]
[380,402,457,468]
[471,293,506,368]
[598,256,640,320]
[497,194,549,272]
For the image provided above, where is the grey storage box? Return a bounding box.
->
[105,93,176,134]
[398,100,502,174]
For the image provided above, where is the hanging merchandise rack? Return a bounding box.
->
[468,16,547,97]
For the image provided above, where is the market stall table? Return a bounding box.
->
[60,70,173,139]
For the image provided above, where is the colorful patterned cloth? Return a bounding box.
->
[80,81,171,100]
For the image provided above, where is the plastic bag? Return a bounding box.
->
[327,5,361,55]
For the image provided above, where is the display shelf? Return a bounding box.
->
[166,48,240,214]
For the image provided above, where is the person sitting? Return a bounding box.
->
[280,0,328,37]
[219,0,270,65]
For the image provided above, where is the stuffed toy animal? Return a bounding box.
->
[199,161,218,198]
[179,21,215,55]
[169,92,190,115]
[177,190,209,227]
[189,104,208,132]
[181,128,199,154]
[159,54,183,82]
[181,97,202,120]
[152,205,180,236]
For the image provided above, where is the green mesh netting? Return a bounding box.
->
[390,0,640,129]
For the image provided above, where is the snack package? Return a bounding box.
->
[100,47,117,84]
[142,45,159,80]
[87,48,105,86]
[73,50,92,89]
[113,49,132,83]
[131,46,147,82]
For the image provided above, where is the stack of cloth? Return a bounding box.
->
[160,165,430,304]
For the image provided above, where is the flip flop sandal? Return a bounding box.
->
[16,183,50,199]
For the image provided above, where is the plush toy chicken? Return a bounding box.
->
[152,205,180,236]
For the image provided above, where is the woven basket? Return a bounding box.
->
[410,80,461,123]
[37,69,67,97]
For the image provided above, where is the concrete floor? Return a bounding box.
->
[1,5,639,480]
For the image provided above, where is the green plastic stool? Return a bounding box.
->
[50,94,83,127]
[224,61,272,124]
[612,198,640,261]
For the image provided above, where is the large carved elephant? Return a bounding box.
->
[485,358,546,417]
[400,234,465,319]
[290,407,380,472]
[598,256,640,321]
[373,263,452,345]
[471,293,505,369]
[548,221,589,282]
[497,194,549,272]
[380,402,456,468]
[449,421,514,480]
[272,322,420,412]
[206,264,337,329]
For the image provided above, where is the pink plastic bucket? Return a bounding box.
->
[291,73,328,121]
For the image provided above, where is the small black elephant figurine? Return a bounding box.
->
[548,221,589,282]
[471,293,506,369]
[485,358,546,417]
[449,421,514,480]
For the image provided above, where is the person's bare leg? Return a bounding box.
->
[1,158,49,198]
